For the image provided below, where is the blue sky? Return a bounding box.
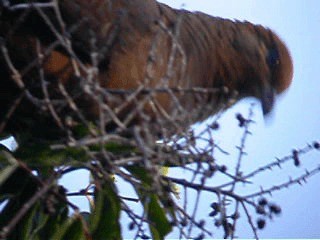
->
[155,0,320,238]
[1,1,319,238]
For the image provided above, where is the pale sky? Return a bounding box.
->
[114,1,320,238]
[155,0,320,238]
[1,1,319,238]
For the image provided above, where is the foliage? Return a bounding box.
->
[0,1,319,240]
[1,114,319,239]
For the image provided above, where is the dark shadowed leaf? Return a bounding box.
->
[90,180,121,240]
[126,166,172,239]
[51,214,86,240]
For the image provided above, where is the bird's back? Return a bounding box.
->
[0,0,293,140]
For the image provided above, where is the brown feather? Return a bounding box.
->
[0,0,293,139]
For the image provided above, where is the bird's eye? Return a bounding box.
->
[267,48,280,68]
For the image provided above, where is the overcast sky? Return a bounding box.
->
[1,1,319,238]
[155,0,320,238]
[119,1,320,238]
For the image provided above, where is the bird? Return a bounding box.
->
[0,0,293,142]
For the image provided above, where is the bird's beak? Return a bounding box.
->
[260,84,275,116]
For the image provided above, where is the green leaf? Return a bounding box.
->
[13,141,135,170]
[90,180,121,240]
[101,142,136,155]
[0,155,19,195]
[126,165,152,185]
[14,144,89,169]
[0,149,18,166]
[0,165,40,239]
[51,214,86,240]
[147,194,172,240]
[20,202,40,240]
[34,192,69,239]
[126,166,172,239]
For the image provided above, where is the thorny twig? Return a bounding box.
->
[0,2,319,239]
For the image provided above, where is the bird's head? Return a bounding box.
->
[250,25,293,115]
[227,21,293,116]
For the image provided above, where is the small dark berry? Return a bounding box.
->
[231,212,240,220]
[210,122,220,130]
[313,142,320,149]
[181,218,188,227]
[209,164,216,172]
[194,233,205,240]
[198,220,205,228]
[257,218,266,229]
[236,113,246,127]
[210,202,220,210]
[294,158,300,167]
[269,204,282,215]
[256,205,266,215]
[141,234,150,239]
[209,210,218,217]
[258,198,268,206]
[219,165,227,173]
[292,149,300,167]
[128,222,135,231]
